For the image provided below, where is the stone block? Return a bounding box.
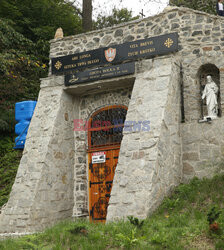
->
[182,152,199,161]
[132,151,145,160]
[183,162,195,175]
[210,145,221,158]
[140,138,157,149]
[119,176,129,187]
[200,144,210,160]
[202,47,212,51]
[127,140,140,151]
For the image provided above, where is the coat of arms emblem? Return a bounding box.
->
[104,48,116,62]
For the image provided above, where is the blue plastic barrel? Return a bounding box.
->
[14,101,37,149]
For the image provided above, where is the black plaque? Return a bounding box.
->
[52,32,178,74]
[65,62,135,86]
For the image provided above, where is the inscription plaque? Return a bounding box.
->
[65,62,135,86]
[52,32,178,74]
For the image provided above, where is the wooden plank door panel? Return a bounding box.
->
[89,149,119,222]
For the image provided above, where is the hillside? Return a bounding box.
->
[0,174,224,249]
[0,138,22,209]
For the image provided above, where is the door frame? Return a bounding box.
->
[87,104,127,221]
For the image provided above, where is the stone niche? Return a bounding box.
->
[197,64,221,118]
[1,6,224,235]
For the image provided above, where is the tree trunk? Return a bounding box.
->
[82,0,92,32]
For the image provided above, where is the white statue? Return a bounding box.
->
[202,75,218,119]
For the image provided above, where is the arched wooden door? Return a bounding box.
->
[88,105,127,222]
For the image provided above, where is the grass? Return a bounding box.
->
[0,175,224,249]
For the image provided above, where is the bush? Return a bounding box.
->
[0,136,21,207]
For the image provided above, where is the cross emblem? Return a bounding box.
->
[139,9,145,18]
[164,38,174,48]
[54,60,62,70]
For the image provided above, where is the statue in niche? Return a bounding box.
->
[201,75,219,120]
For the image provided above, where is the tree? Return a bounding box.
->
[65,0,92,32]
[0,19,47,133]
[169,0,217,15]
[0,1,84,134]
[82,0,93,32]
[0,0,82,42]
[68,0,139,32]
[94,7,139,30]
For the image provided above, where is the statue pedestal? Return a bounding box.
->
[198,116,217,123]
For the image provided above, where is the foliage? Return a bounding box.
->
[207,206,221,225]
[128,215,144,229]
[0,19,47,133]
[94,8,139,30]
[0,1,82,134]
[116,228,144,248]
[0,3,136,134]
[170,0,217,15]
[68,225,88,235]
[1,174,224,249]
[0,136,22,208]
[0,0,82,42]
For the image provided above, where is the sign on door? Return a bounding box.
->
[92,151,106,164]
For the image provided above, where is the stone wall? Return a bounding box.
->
[107,56,181,220]
[49,6,224,122]
[0,76,74,233]
[48,5,224,217]
[182,119,224,181]
[1,6,224,233]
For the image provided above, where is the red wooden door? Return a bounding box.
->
[88,148,119,222]
[87,105,127,222]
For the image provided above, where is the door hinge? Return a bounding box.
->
[89,181,103,188]
[90,207,94,217]
[89,163,93,173]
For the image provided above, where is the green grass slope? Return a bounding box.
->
[0,175,224,249]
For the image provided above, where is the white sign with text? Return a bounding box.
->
[92,151,106,163]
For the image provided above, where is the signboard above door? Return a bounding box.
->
[51,32,178,75]
[65,62,135,86]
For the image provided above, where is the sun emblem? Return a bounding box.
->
[164,38,174,48]
[54,60,62,70]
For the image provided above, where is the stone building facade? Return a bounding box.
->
[1,6,224,234]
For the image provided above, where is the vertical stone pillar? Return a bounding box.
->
[0,76,74,233]
[107,56,182,220]
[219,69,224,112]
[72,97,89,218]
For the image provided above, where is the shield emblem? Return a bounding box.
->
[104,48,116,62]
